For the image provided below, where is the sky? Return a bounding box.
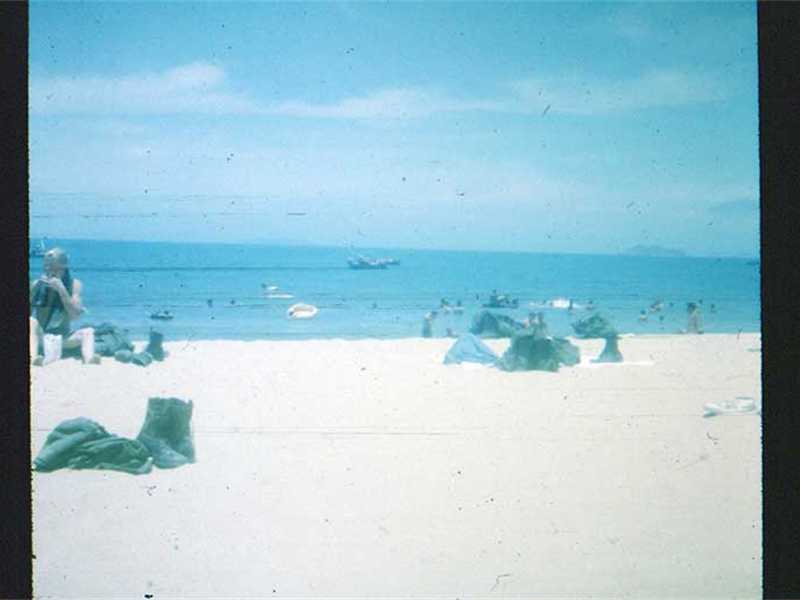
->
[29,1,760,257]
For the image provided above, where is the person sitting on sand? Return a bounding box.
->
[30,248,99,365]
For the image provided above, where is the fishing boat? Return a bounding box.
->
[262,284,294,299]
[482,292,519,309]
[376,257,400,266]
[150,310,174,321]
[347,256,388,270]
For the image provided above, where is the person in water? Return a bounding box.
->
[686,302,704,334]
[29,248,98,365]
[422,312,434,338]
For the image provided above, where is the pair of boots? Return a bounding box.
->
[137,397,196,468]
[115,329,165,366]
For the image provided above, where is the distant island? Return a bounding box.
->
[623,244,687,258]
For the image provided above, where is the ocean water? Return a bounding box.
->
[29,239,760,342]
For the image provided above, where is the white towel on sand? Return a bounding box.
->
[703,397,760,417]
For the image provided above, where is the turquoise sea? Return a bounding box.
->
[29,239,760,342]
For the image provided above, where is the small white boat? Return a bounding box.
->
[549,297,572,309]
[287,303,319,319]
[264,284,293,299]
[348,256,387,270]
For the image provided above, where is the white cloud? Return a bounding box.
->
[31,60,725,120]
[269,88,502,119]
[30,62,501,119]
[30,61,260,115]
[508,68,726,115]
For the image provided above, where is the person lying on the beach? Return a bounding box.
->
[30,248,99,365]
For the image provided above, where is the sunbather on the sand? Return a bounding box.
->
[30,248,99,365]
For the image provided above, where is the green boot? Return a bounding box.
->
[145,329,165,361]
[136,397,195,468]
[170,399,196,462]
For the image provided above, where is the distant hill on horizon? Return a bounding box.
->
[623,244,687,258]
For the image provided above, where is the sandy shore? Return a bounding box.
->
[31,333,761,599]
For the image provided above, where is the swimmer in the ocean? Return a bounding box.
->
[686,302,703,334]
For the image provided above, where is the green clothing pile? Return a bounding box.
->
[497,330,581,372]
[91,323,135,356]
[34,398,196,475]
[33,418,153,475]
[571,313,618,339]
[469,310,525,338]
[571,314,624,363]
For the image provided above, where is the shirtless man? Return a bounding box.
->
[30,248,99,365]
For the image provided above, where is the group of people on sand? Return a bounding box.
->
[29,248,99,366]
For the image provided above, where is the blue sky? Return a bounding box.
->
[29,2,759,256]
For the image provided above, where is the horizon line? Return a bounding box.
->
[28,235,759,261]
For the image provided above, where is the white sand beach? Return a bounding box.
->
[31,333,762,599]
